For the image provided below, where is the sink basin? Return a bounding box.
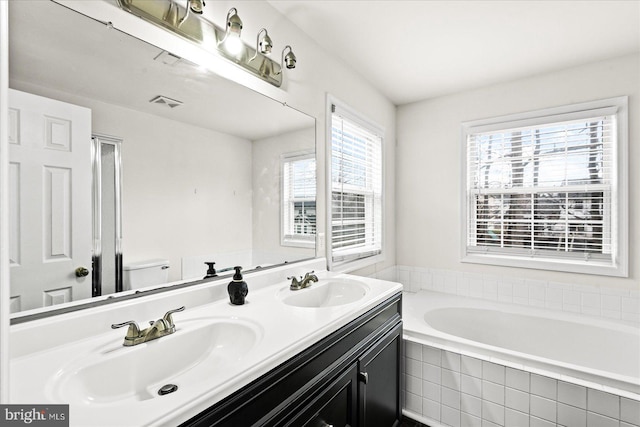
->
[280,278,369,308]
[49,318,262,405]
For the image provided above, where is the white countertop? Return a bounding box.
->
[9,267,402,426]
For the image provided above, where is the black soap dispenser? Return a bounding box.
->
[227,266,248,305]
[203,262,218,279]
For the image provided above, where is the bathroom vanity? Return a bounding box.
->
[9,260,403,426]
[183,290,402,426]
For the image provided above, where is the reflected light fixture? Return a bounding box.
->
[218,7,243,55]
[248,28,272,63]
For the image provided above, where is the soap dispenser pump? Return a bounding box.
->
[227,266,248,305]
[203,262,217,279]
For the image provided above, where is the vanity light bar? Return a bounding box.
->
[116,0,297,87]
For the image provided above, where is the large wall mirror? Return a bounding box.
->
[8,0,316,317]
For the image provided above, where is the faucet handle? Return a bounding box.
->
[162,306,185,328]
[111,320,141,338]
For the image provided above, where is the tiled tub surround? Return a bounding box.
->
[369,266,640,325]
[403,341,640,427]
[400,291,640,427]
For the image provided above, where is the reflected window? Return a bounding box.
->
[282,152,316,247]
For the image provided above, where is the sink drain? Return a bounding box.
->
[158,384,178,396]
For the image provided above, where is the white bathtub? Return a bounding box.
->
[402,290,640,399]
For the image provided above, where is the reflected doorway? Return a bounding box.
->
[92,134,123,297]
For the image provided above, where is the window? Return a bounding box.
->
[329,100,383,268]
[282,152,316,247]
[462,97,628,277]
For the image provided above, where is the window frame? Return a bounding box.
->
[326,95,385,272]
[461,97,628,277]
[281,150,316,249]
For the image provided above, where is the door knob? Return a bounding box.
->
[359,371,368,384]
[75,266,89,277]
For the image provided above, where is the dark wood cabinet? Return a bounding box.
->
[358,324,402,427]
[181,292,402,427]
[287,363,358,427]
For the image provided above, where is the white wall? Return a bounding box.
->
[396,53,640,291]
[252,126,316,265]
[10,81,253,283]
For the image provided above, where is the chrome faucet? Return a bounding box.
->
[288,271,319,290]
[111,306,185,346]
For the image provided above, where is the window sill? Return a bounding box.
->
[281,238,315,249]
[330,253,385,274]
[461,252,628,278]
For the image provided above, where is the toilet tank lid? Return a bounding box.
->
[123,259,170,271]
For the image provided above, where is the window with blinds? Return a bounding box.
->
[282,152,316,247]
[462,98,628,276]
[330,103,383,265]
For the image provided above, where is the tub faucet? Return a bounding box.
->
[111,306,185,346]
[288,271,318,290]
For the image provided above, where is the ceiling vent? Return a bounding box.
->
[154,51,181,66]
[149,95,183,109]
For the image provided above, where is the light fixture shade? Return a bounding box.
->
[283,46,296,69]
[259,30,273,55]
[219,7,244,55]
[226,8,243,37]
[188,0,205,14]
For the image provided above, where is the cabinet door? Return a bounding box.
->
[284,364,358,427]
[357,323,402,427]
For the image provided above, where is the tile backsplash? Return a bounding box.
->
[368,266,640,325]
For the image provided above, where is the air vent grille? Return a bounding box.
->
[149,95,183,109]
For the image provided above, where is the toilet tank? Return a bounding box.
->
[123,259,170,291]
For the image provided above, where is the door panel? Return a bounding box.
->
[8,89,92,312]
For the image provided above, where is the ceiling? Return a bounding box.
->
[268,0,640,105]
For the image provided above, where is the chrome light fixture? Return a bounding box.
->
[117,0,297,87]
[218,7,243,55]
[248,28,272,63]
[187,0,205,14]
[164,0,205,28]
[283,46,297,69]
[275,45,296,75]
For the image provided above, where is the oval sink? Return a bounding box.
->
[280,278,369,308]
[49,318,262,405]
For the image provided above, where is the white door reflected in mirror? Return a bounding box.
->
[9,89,93,313]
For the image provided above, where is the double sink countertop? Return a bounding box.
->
[9,263,402,426]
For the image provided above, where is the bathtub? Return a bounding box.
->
[402,290,640,427]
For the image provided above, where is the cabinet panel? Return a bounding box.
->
[358,323,402,427]
[285,364,358,427]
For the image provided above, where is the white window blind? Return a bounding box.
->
[330,103,383,264]
[463,99,628,276]
[282,153,316,247]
